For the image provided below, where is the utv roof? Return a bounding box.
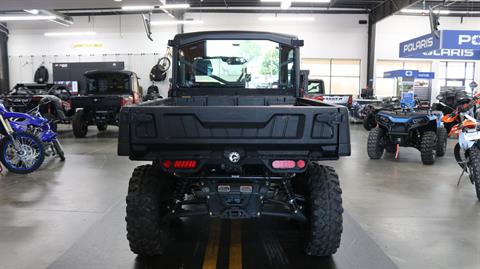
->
[84,70,135,78]
[169,31,304,47]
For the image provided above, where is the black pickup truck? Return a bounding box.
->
[118,31,351,257]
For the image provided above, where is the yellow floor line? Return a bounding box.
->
[202,219,222,269]
[229,220,243,269]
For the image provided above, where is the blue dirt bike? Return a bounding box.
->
[0,99,65,174]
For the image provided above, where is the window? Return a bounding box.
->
[177,40,295,90]
[302,58,361,95]
[375,60,432,97]
[438,61,476,87]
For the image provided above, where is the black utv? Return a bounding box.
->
[71,70,142,138]
[118,31,351,257]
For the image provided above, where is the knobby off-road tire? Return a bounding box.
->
[72,110,88,138]
[126,165,175,256]
[367,127,385,159]
[420,131,437,165]
[468,146,480,201]
[436,127,448,157]
[304,163,343,257]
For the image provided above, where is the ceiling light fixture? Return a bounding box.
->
[259,16,315,21]
[0,15,56,21]
[151,20,204,25]
[44,31,97,37]
[121,6,155,11]
[281,0,292,9]
[261,0,330,3]
[161,4,190,9]
[24,9,40,15]
[401,9,451,15]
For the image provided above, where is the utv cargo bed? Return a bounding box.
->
[118,96,350,161]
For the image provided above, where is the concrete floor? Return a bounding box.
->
[0,124,479,269]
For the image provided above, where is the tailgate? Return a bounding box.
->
[71,95,122,110]
[118,105,351,160]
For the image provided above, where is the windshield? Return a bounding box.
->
[177,40,296,90]
[86,74,131,94]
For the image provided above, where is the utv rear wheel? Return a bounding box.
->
[72,111,88,138]
[304,163,343,257]
[468,147,480,201]
[436,127,448,157]
[367,127,385,159]
[420,131,437,165]
[126,165,175,256]
[97,123,108,132]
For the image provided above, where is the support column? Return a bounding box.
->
[366,17,376,89]
[0,23,9,93]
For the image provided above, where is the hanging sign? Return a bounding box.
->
[399,30,480,60]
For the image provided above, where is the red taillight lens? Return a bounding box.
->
[296,160,306,169]
[162,160,172,169]
[173,160,197,169]
[120,96,133,107]
[314,96,324,101]
[162,160,197,169]
[272,160,296,169]
[272,160,306,170]
[348,96,353,107]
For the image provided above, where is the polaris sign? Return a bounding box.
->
[399,33,440,57]
[399,30,480,60]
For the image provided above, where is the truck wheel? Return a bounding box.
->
[72,111,88,138]
[97,123,108,132]
[304,163,343,257]
[420,131,437,165]
[362,114,376,131]
[126,165,175,256]
[468,147,480,201]
[436,127,448,157]
[367,127,385,159]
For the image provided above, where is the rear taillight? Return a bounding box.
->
[272,160,306,170]
[162,160,197,170]
[348,96,353,107]
[120,96,133,107]
[314,96,324,101]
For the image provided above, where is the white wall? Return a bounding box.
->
[7,13,369,96]
[375,15,480,98]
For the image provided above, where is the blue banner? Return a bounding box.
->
[400,30,480,60]
[399,33,441,58]
[384,70,435,79]
[406,48,480,60]
[442,30,480,50]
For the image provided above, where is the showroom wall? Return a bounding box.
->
[375,15,480,98]
[6,13,369,96]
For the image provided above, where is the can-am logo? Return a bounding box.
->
[403,37,434,53]
[458,35,480,46]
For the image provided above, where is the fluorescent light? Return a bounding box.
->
[401,9,451,15]
[261,0,330,3]
[24,9,39,15]
[44,32,97,37]
[259,16,315,21]
[151,20,204,25]
[121,5,155,11]
[0,15,56,21]
[161,4,190,9]
[281,0,292,9]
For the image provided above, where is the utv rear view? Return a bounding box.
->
[118,31,351,257]
[71,70,142,138]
